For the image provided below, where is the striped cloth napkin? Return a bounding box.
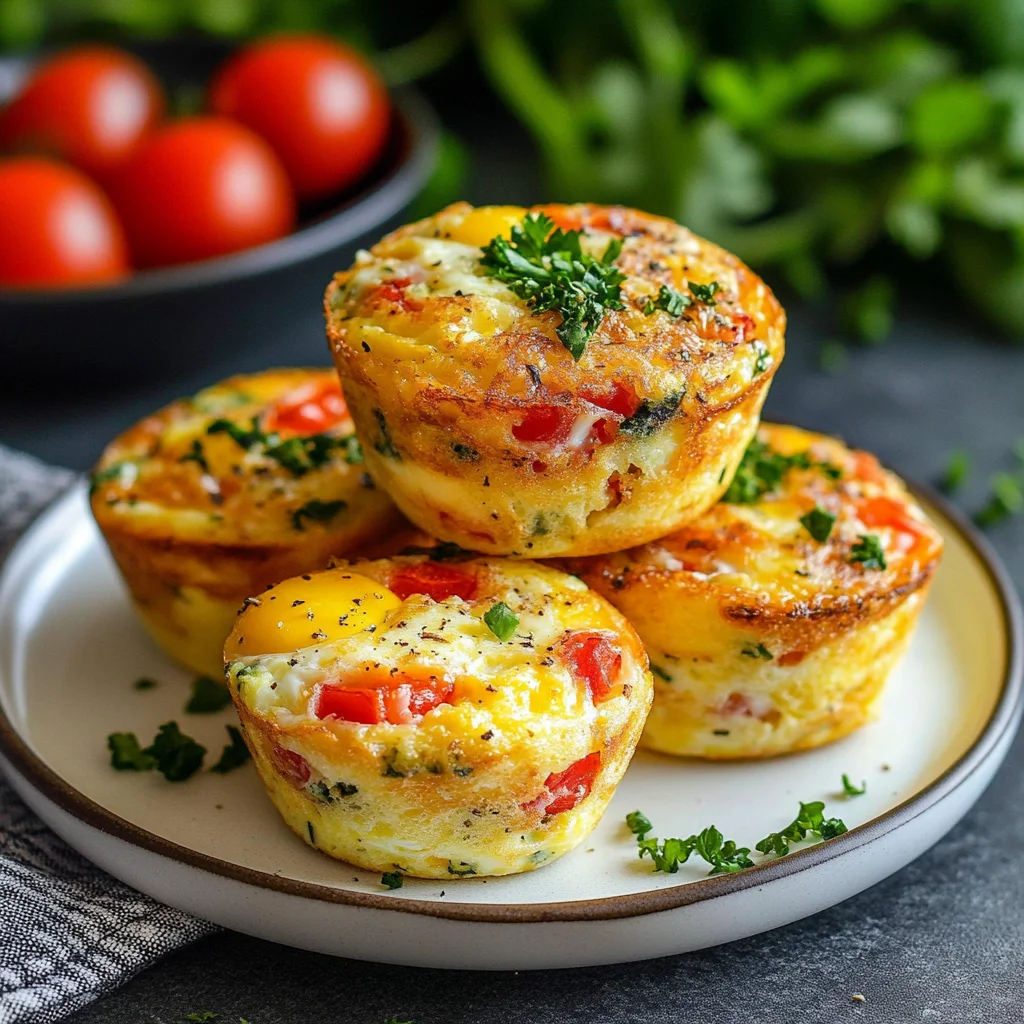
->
[0,446,215,1024]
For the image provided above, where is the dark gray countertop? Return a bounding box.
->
[3,101,1023,1023]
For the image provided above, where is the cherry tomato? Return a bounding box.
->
[390,562,478,603]
[210,35,390,202]
[109,117,295,269]
[0,46,164,179]
[540,751,602,815]
[856,496,924,536]
[0,157,129,289]
[511,405,574,444]
[316,678,454,725]
[266,379,348,435]
[560,631,622,704]
[271,744,311,787]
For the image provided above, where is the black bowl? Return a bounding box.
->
[0,44,439,385]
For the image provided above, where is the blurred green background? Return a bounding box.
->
[6,0,1024,349]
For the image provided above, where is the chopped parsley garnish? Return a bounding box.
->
[483,601,519,641]
[373,409,401,459]
[447,861,477,876]
[185,675,233,714]
[626,811,753,875]
[644,284,691,317]
[848,534,887,570]
[381,871,404,890]
[179,439,210,474]
[291,498,347,531]
[211,726,251,774]
[618,390,683,438]
[723,439,810,504]
[741,643,773,660]
[752,340,771,375]
[939,450,970,493]
[144,722,206,781]
[649,661,673,682]
[89,461,132,495]
[397,540,469,561]
[479,212,626,361]
[133,677,157,691]
[207,417,355,476]
[689,280,720,304]
[841,774,866,797]
[756,800,848,857]
[800,506,836,543]
[108,732,157,771]
[341,435,364,464]
[975,473,1023,528]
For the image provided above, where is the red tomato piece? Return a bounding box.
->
[560,631,623,704]
[541,751,602,815]
[851,451,887,484]
[108,117,295,268]
[266,379,348,435]
[580,382,638,419]
[0,157,129,288]
[316,678,454,725]
[0,46,164,179]
[390,562,478,602]
[511,405,573,444]
[271,744,311,787]
[210,35,390,202]
[856,496,923,536]
[369,276,423,312]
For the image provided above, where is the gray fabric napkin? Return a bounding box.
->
[0,446,216,1024]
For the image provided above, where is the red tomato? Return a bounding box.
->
[540,751,602,815]
[856,496,923,536]
[271,744,311,787]
[580,382,638,419]
[511,405,574,444]
[210,35,390,202]
[0,47,163,179]
[0,158,128,288]
[851,451,887,484]
[390,562,478,603]
[560,631,622,704]
[266,379,348,435]
[316,678,454,725]
[109,117,295,268]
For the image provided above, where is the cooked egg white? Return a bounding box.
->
[225,557,653,878]
[325,203,785,558]
[565,423,944,759]
[90,369,407,676]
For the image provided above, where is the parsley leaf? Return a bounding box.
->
[211,726,251,774]
[800,506,836,542]
[185,676,233,714]
[644,284,691,317]
[133,677,157,691]
[627,811,753,876]
[179,439,209,475]
[689,281,720,304]
[756,800,848,857]
[741,643,773,660]
[143,722,206,782]
[291,498,347,531]
[848,534,887,570]
[649,661,673,682]
[975,473,1024,528]
[373,409,401,459]
[483,601,519,641]
[381,871,404,890]
[480,212,626,361]
[722,439,811,504]
[207,417,355,476]
[752,340,771,375]
[939,449,970,493]
[841,774,866,797]
[108,732,157,771]
[618,391,683,438]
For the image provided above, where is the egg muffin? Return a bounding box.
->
[90,369,406,677]
[223,556,653,878]
[565,423,943,759]
[325,202,785,558]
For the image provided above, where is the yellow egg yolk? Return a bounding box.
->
[446,206,527,248]
[225,569,401,659]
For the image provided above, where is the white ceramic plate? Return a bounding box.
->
[0,483,1020,970]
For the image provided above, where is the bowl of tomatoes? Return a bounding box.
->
[0,37,438,382]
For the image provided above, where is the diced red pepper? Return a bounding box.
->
[560,631,622,704]
[390,562,478,602]
[580,382,638,419]
[851,451,887,484]
[511,405,573,444]
[316,678,454,725]
[265,379,348,436]
[856,496,924,536]
[540,751,602,815]
[271,745,311,787]
[369,276,423,312]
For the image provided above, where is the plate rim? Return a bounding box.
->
[0,478,1020,925]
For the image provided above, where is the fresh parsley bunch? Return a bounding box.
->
[626,810,753,876]
[480,212,626,360]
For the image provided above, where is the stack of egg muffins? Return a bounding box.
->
[91,203,943,879]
